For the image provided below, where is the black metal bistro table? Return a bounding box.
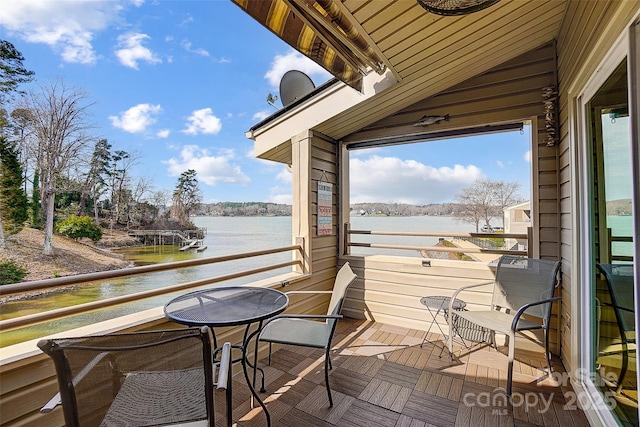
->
[164,286,289,426]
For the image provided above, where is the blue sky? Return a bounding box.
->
[1,0,532,206]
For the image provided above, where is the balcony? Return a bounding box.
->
[0,230,585,426]
[212,317,587,426]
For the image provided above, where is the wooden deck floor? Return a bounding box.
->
[216,318,591,427]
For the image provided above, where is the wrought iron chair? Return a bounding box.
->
[447,256,561,395]
[596,263,635,393]
[38,326,231,427]
[249,262,357,407]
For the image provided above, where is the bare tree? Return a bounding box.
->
[491,181,522,227]
[24,80,94,255]
[454,179,508,232]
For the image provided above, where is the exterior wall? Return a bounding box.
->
[340,42,563,353]
[556,0,640,377]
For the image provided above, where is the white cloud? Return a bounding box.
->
[269,191,292,205]
[163,145,250,186]
[156,129,170,138]
[252,110,271,121]
[115,32,161,69]
[275,166,292,184]
[0,0,122,64]
[183,108,222,135]
[524,150,532,163]
[264,49,332,89]
[109,103,162,133]
[350,155,483,204]
[130,0,145,6]
[181,40,209,57]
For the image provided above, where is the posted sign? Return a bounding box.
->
[317,181,332,235]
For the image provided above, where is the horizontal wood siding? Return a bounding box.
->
[341,255,561,355]
[556,0,640,374]
[315,1,566,140]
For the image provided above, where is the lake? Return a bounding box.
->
[0,215,633,347]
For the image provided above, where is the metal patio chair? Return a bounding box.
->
[38,326,231,427]
[447,255,561,395]
[249,262,357,407]
[596,263,636,394]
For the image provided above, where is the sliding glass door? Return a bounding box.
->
[580,27,638,425]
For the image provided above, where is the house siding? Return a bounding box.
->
[340,42,563,353]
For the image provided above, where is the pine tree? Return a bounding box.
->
[31,171,42,228]
[0,136,28,236]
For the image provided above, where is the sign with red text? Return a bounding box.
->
[317,181,333,235]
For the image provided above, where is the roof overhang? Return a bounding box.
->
[235,0,569,162]
[247,67,397,164]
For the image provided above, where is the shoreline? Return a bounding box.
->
[0,228,135,284]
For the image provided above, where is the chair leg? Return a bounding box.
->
[544,327,553,378]
[617,343,629,393]
[507,332,515,396]
[447,313,454,361]
[324,347,333,407]
[268,342,272,365]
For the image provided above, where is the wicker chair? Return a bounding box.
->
[38,326,229,427]
[448,256,561,396]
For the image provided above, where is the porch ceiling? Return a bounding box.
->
[238,0,568,162]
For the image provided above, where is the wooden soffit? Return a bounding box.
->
[230,0,387,91]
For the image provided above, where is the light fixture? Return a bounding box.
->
[266,93,279,109]
[417,0,501,16]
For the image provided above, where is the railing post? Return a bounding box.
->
[344,222,351,255]
[295,237,306,274]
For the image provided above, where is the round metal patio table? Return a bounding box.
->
[164,286,289,427]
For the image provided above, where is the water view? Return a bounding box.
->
[1,214,633,347]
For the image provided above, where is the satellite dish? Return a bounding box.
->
[279,70,315,107]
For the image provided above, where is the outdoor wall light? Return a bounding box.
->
[416,0,501,16]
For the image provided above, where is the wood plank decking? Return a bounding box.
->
[215,318,591,427]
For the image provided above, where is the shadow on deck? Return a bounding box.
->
[216,318,590,427]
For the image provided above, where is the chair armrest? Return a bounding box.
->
[40,350,111,414]
[40,393,61,413]
[511,296,561,331]
[216,342,232,390]
[449,281,495,313]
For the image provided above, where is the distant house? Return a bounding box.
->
[503,201,530,251]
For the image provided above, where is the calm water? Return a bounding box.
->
[1,215,633,347]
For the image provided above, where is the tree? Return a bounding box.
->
[105,150,138,229]
[31,171,42,228]
[454,178,521,232]
[56,215,102,242]
[83,139,112,222]
[0,40,35,104]
[491,181,521,227]
[171,169,202,224]
[0,136,29,246]
[23,80,95,255]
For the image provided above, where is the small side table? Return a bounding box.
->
[419,296,466,355]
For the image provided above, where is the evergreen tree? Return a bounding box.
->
[0,40,35,103]
[31,171,42,228]
[171,169,202,224]
[0,136,28,237]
